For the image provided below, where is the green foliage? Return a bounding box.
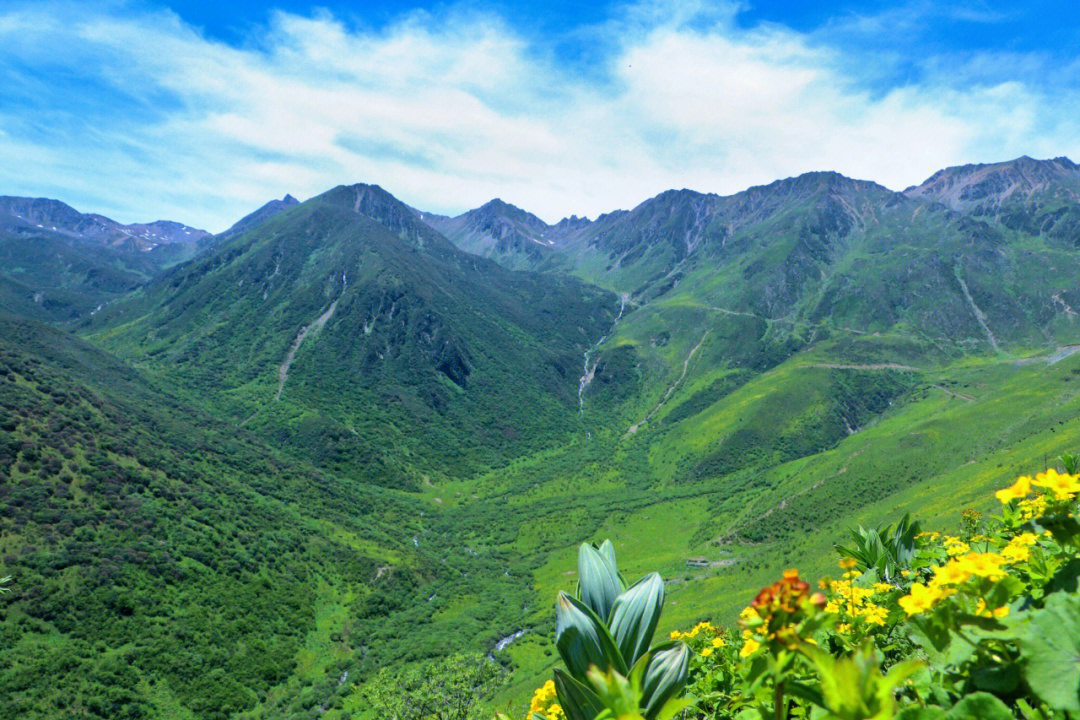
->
[356,653,502,720]
[537,541,688,720]
[835,514,921,582]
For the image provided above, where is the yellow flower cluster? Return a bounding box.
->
[1001,532,1038,563]
[899,551,1014,616]
[528,680,564,720]
[822,560,891,628]
[943,536,970,556]
[670,620,717,641]
[996,469,1080,504]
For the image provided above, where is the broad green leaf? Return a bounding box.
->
[556,591,628,681]
[554,668,606,720]
[609,572,665,668]
[945,692,1012,720]
[1013,591,1080,713]
[578,542,623,621]
[598,539,618,572]
[639,641,689,720]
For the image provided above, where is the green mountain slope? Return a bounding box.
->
[84,185,618,484]
[0,314,419,719]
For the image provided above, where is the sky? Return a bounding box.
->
[1,1,1079,231]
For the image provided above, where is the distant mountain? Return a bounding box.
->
[0,195,209,250]
[86,183,618,483]
[217,193,299,240]
[423,198,560,270]
[0,196,212,322]
[905,156,1080,245]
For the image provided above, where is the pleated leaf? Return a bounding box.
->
[609,572,665,668]
[578,542,623,621]
[639,641,689,720]
[554,668,606,720]
[556,591,628,681]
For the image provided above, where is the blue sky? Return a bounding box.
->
[2,1,1079,230]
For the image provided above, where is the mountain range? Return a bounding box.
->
[3,156,1080,719]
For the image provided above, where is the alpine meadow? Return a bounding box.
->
[4,3,1080,720]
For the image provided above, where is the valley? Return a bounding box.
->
[3,156,1080,718]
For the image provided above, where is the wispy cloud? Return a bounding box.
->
[0,1,1077,231]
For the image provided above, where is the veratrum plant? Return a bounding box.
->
[540,540,690,720]
[835,514,921,582]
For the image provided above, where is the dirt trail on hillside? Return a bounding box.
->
[806,362,921,371]
[626,331,709,435]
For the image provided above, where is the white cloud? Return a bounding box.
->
[0,2,1077,231]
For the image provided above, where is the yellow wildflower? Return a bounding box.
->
[901,570,912,577]
[1018,496,1048,520]
[955,552,1007,580]
[946,542,971,556]
[996,476,1032,504]
[529,680,558,716]
[669,630,682,640]
[861,603,888,626]
[975,599,1010,619]
[1012,532,1038,546]
[700,647,714,657]
[711,637,726,648]
[546,704,565,720]
[1001,543,1030,564]
[1032,468,1080,500]
[898,583,942,616]
[739,638,761,658]
[872,582,893,594]
[930,560,972,587]
[839,557,858,570]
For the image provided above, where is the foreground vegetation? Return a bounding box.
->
[507,457,1080,719]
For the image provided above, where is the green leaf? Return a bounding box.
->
[1013,590,1080,713]
[578,542,623,622]
[945,692,1013,720]
[639,641,689,720]
[654,697,693,720]
[896,708,945,720]
[598,539,618,572]
[554,668,606,720]
[556,591,628,681]
[609,572,665,668]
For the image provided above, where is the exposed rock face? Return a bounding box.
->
[905,156,1080,213]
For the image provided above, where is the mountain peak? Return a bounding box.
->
[219,193,300,239]
[0,195,207,248]
[905,155,1080,212]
